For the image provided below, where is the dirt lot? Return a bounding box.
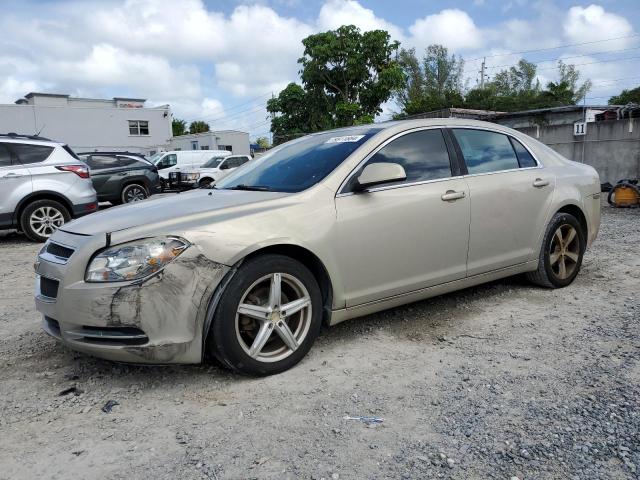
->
[0,203,638,480]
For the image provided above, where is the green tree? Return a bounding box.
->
[609,86,640,105]
[464,59,592,112]
[267,83,332,144]
[268,25,404,143]
[189,121,210,134]
[466,59,545,111]
[172,119,187,137]
[255,137,271,149]
[395,45,464,116]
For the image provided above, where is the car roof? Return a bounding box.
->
[77,151,146,157]
[0,133,61,146]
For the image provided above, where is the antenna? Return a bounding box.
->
[35,124,46,136]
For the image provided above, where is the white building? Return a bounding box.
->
[0,92,172,154]
[169,130,250,155]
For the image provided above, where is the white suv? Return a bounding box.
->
[0,134,98,242]
[171,154,252,188]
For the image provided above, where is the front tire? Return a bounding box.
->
[526,212,585,288]
[207,254,322,376]
[20,199,70,242]
[199,177,213,188]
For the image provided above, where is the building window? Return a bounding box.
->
[200,146,209,150]
[129,120,149,136]
[191,141,199,150]
[218,145,233,152]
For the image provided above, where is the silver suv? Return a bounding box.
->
[0,134,98,242]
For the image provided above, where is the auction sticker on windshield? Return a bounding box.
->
[325,135,365,143]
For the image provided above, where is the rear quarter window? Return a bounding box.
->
[510,138,538,168]
[11,144,54,164]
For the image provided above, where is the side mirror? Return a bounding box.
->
[354,162,406,192]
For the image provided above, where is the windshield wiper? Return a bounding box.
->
[227,184,272,191]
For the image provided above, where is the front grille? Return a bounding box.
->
[46,242,74,260]
[40,277,59,299]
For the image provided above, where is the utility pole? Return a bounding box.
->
[479,57,486,89]
[269,92,275,145]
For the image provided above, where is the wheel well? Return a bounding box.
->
[200,177,213,183]
[15,192,73,224]
[557,204,588,238]
[245,245,334,324]
[122,179,148,191]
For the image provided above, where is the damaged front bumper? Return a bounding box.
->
[34,229,230,364]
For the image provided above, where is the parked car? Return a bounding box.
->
[34,119,600,375]
[77,153,161,204]
[169,154,252,188]
[148,150,232,189]
[0,133,97,242]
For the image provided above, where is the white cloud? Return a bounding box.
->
[409,9,483,52]
[0,0,637,133]
[317,0,404,41]
[564,5,635,51]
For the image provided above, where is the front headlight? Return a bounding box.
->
[184,173,200,181]
[86,237,189,282]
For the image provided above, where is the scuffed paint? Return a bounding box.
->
[80,247,229,364]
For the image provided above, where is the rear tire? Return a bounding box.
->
[121,183,148,204]
[526,212,585,288]
[207,254,322,376]
[20,199,70,242]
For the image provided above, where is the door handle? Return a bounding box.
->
[441,190,466,201]
[1,172,24,179]
[533,178,550,188]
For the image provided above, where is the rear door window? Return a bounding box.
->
[452,129,520,174]
[0,143,12,167]
[11,144,54,164]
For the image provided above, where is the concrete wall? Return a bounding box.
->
[169,131,250,155]
[0,103,172,154]
[500,118,640,184]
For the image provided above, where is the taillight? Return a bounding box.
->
[56,165,90,178]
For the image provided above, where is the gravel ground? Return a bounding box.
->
[0,203,638,480]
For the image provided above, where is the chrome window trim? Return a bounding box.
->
[336,125,452,197]
[337,175,459,197]
[336,125,545,198]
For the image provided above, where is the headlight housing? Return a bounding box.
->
[183,173,200,181]
[86,237,189,282]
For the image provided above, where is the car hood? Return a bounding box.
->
[60,189,290,236]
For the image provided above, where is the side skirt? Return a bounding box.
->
[329,260,538,326]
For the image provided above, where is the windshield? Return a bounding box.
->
[148,152,164,164]
[215,127,382,193]
[202,157,225,168]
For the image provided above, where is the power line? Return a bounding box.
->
[485,46,640,70]
[536,55,640,72]
[465,33,640,62]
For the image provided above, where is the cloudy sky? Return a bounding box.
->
[1,0,638,138]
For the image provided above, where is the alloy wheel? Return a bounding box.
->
[235,273,313,363]
[29,206,65,238]
[549,224,580,280]
[124,185,147,202]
